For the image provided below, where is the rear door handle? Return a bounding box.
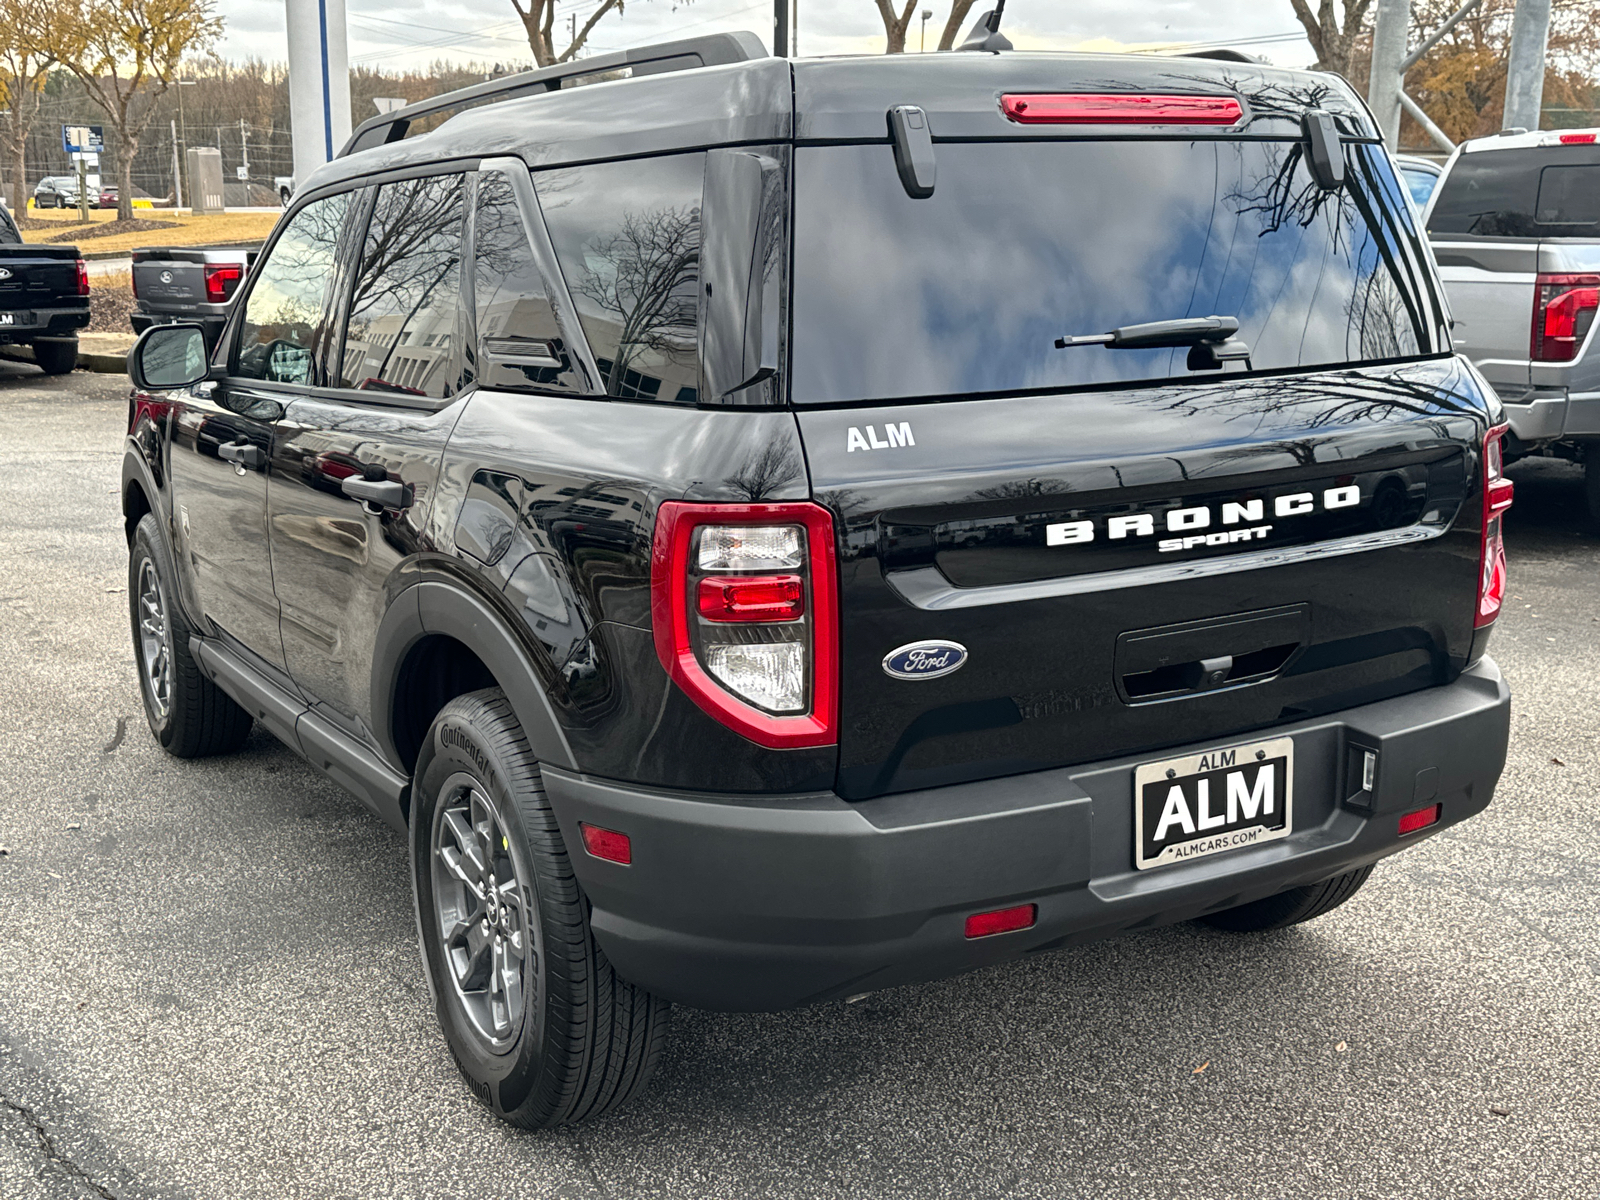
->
[218,440,265,470]
[341,475,412,510]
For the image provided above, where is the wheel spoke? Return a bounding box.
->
[441,809,487,888]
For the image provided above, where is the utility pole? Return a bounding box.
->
[1367,0,1411,147]
[171,118,183,209]
[1503,0,1552,132]
[773,0,788,56]
[240,118,250,178]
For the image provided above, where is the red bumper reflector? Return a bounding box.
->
[697,574,805,622]
[964,903,1037,939]
[580,823,632,864]
[1001,93,1243,126]
[1398,804,1441,835]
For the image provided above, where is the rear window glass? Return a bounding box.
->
[0,208,17,245]
[791,140,1443,404]
[1429,145,1600,238]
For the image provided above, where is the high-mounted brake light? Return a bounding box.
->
[75,259,89,298]
[1531,274,1599,363]
[204,262,244,304]
[1558,133,1597,144]
[652,502,838,749]
[1001,93,1243,126]
[1475,424,1513,629]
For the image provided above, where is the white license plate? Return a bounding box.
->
[1133,737,1293,870]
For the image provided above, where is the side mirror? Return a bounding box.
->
[128,323,209,391]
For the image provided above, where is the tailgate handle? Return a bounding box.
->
[1115,604,1309,704]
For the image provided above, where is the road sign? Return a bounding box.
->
[62,125,104,154]
[237,165,249,181]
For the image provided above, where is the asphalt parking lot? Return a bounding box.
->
[0,362,1595,1200]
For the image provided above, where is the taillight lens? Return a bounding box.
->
[204,262,244,303]
[75,259,89,297]
[1531,274,1599,362]
[1001,93,1243,126]
[1476,424,1514,629]
[651,502,838,748]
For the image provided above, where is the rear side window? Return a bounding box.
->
[1429,145,1600,238]
[339,173,467,399]
[235,193,351,385]
[791,139,1444,404]
[0,207,18,244]
[536,153,702,403]
[472,173,585,394]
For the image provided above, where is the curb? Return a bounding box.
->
[0,345,127,375]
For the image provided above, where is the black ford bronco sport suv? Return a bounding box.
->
[121,32,1514,1128]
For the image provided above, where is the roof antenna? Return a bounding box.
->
[956,0,1012,53]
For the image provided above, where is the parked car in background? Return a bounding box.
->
[1394,154,1442,211]
[274,175,295,206]
[130,246,256,352]
[1423,128,1600,522]
[0,202,88,373]
[97,185,119,209]
[33,176,80,209]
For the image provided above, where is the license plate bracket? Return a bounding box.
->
[1133,737,1293,870]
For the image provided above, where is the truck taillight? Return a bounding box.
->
[75,259,89,297]
[1475,425,1514,629]
[1530,274,1599,362]
[651,501,838,749]
[204,263,244,303]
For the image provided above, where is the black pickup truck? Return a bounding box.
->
[120,32,1514,1128]
[0,204,88,374]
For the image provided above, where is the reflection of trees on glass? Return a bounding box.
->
[236,194,349,384]
[340,175,466,398]
[538,154,704,404]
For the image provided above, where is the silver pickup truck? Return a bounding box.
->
[1423,129,1600,521]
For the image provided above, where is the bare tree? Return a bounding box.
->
[936,0,979,51]
[61,0,223,221]
[1288,0,1376,76]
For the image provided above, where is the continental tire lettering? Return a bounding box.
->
[439,723,498,790]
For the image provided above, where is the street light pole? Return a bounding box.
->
[1504,0,1553,131]
[176,78,196,211]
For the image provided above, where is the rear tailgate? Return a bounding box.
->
[798,364,1486,799]
[0,246,80,311]
[132,251,208,311]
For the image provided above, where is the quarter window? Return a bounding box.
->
[340,174,467,399]
[235,193,350,384]
[536,153,703,403]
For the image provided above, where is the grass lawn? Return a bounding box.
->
[20,207,280,255]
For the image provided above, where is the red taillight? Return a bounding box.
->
[1531,274,1599,362]
[697,574,805,622]
[203,262,244,303]
[580,823,632,864]
[75,259,89,297]
[1558,133,1597,144]
[651,502,838,749]
[964,904,1037,939]
[1001,93,1243,126]
[1398,804,1441,835]
[1476,424,1513,629]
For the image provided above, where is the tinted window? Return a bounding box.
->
[536,154,702,403]
[1430,145,1600,238]
[473,173,585,394]
[235,193,350,384]
[340,174,467,399]
[791,140,1442,404]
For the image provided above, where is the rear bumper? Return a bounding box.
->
[0,307,89,344]
[546,659,1511,1012]
[1500,389,1600,443]
[131,308,229,350]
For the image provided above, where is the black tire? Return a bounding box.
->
[31,339,77,375]
[1198,865,1374,933]
[128,513,253,757]
[1585,452,1600,530]
[412,689,668,1128]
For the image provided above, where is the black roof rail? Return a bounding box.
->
[338,30,768,158]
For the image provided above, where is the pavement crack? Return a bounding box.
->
[0,1093,120,1199]
[101,716,128,755]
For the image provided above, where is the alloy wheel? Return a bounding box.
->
[136,558,171,721]
[431,781,536,1052]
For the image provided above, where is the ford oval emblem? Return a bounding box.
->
[882,640,968,681]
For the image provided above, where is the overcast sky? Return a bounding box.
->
[215,0,1320,75]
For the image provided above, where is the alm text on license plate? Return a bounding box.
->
[1133,737,1293,870]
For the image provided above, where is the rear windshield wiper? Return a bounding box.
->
[1054,314,1251,371]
